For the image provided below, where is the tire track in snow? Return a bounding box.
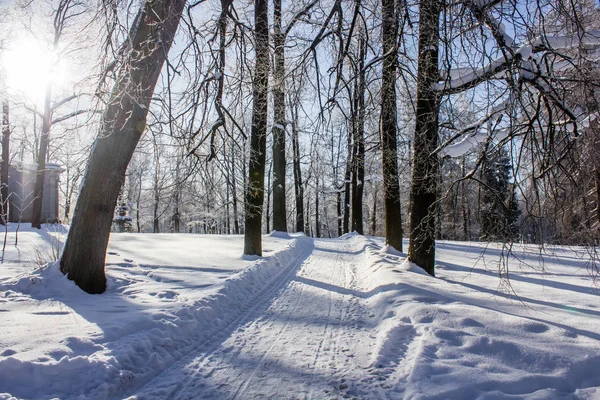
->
[228,241,347,399]
[196,240,370,399]
[129,237,374,400]
[229,273,312,399]
[309,248,340,371]
[218,239,370,399]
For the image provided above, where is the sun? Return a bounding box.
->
[1,36,69,104]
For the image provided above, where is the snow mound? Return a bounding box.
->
[268,230,292,239]
[0,262,77,298]
[347,235,600,399]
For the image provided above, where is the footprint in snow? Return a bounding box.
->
[158,290,177,299]
[522,322,549,333]
[1,349,16,357]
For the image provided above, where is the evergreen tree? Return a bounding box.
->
[480,146,520,241]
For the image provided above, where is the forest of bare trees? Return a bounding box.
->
[1,0,599,292]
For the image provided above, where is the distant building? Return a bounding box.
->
[7,162,64,224]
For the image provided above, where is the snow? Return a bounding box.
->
[1,225,599,399]
[441,130,487,157]
[532,30,600,51]
[435,30,600,93]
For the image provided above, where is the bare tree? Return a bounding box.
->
[271,0,286,233]
[60,0,186,293]
[244,0,270,255]
[30,0,88,228]
[407,0,440,274]
[380,0,403,250]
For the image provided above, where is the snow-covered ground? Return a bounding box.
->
[0,224,599,399]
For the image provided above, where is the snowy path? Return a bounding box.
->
[129,238,377,400]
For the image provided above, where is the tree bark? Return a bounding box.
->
[136,169,143,233]
[60,0,186,294]
[1,101,10,225]
[595,166,600,239]
[172,156,181,233]
[272,0,287,232]
[351,36,366,235]
[343,130,352,234]
[407,0,440,275]
[381,0,403,250]
[461,158,469,240]
[315,174,320,238]
[152,134,161,233]
[371,187,378,235]
[231,135,240,234]
[266,158,272,233]
[244,0,270,255]
[292,104,304,233]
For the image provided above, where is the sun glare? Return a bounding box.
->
[1,37,68,104]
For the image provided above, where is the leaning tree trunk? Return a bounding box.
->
[244,0,270,255]
[380,0,403,251]
[60,0,186,294]
[271,0,287,232]
[407,0,440,276]
[1,100,10,225]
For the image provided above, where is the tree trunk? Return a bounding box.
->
[63,167,71,220]
[306,196,312,236]
[31,85,52,229]
[266,158,272,233]
[136,173,142,233]
[231,136,240,234]
[407,0,440,276]
[272,0,287,232]
[380,0,403,250]
[461,158,469,240]
[595,166,600,239]
[172,184,180,233]
[225,142,231,234]
[351,36,366,235]
[60,0,186,294]
[1,101,10,225]
[315,174,320,238]
[371,188,378,235]
[244,0,269,255]
[292,105,304,233]
[343,130,352,234]
[152,135,161,233]
[337,191,342,236]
